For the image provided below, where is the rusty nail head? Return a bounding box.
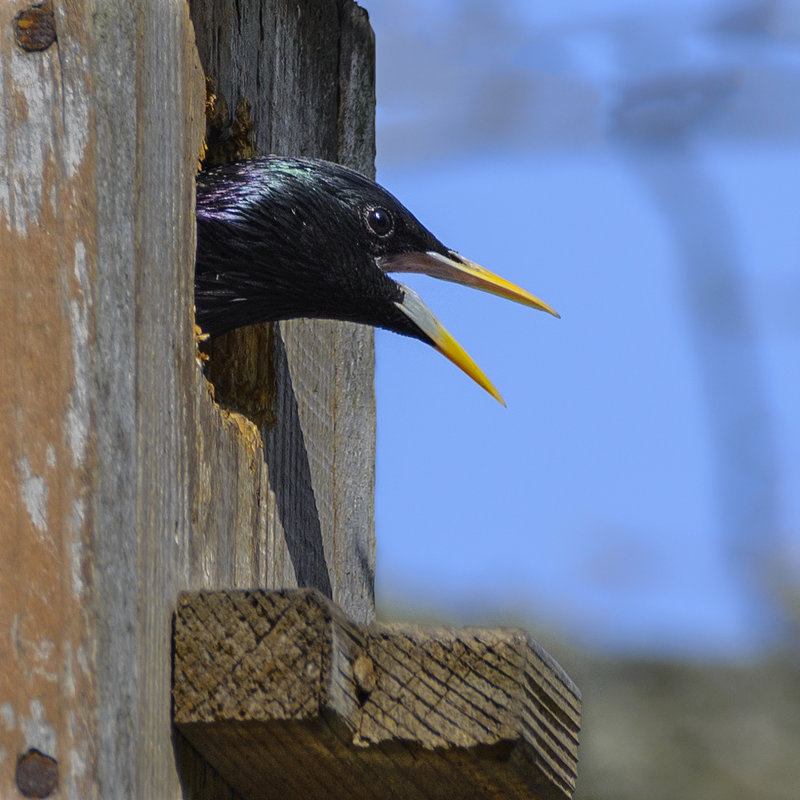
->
[14,5,57,52]
[15,749,58,798]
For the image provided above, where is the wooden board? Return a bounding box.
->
[174,590,582,800]
[0,1,375,796]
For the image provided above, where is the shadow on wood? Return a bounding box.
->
[264,330,332,597]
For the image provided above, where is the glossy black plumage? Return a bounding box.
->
[195,156,445,343]
[195,155,559,403]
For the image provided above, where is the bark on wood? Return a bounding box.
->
[0,1,375,797]
[174,590,582,800]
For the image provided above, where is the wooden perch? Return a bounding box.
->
[173,590,581,799]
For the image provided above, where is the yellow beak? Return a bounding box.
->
[383,249,559,404]
[395,285,506,405]
[379,249,560,318]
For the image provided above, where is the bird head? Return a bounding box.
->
[195,156,558,404]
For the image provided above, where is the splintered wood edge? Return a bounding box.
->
[173,590,581,800]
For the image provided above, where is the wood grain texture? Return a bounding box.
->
[1,1,375,797]
[174,590,582,800]
[190,0,377,618]
[1,2,101,796]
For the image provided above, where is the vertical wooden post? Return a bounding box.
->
[0,1,375,796]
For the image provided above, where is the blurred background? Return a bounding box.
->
[365,1,800,797]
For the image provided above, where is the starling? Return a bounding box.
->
[195,156,558,404]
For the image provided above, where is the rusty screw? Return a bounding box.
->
[14,5,57,52]
[15,749,58,798]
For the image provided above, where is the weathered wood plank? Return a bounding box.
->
[190,0,377,619]
[174,590,582,800]
[0,3,100,796]
[1,1,375,796]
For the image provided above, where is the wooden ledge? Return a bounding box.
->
[173,590,581,799]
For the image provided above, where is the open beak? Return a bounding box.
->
[395,284,506,406]
[382,250,559,404]
[378,250,560,318]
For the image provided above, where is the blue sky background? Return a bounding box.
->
[366,0,800,658]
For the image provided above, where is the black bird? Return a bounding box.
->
[195,156,558,404]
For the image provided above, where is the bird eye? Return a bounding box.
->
[365,206,394,237]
